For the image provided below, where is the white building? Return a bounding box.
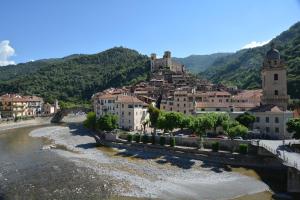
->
[93,93,149,131]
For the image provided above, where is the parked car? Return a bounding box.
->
[177,134,184,137]
[233,136,243,140]
[217,135,228,139]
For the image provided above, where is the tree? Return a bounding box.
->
[222,119,240,133]
[194,115,215,149]
[207,112,230,134]
[287,118,300,139]
[96,114,118,132]
[83,112,97,130]
[179,115,191,130]
[163,112,183,134]
[141,119,150,134]
[148,104,161,135]
[236,112,256,128]
[227,124,248,140]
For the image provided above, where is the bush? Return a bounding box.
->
[151,135,156,144]
[159,136,166,146]
[142,135,148,144]
[170,137,176,147]
[211,142,219,152]
[127,134,133,142]
[135,134,141,143]
[239,144,248,154]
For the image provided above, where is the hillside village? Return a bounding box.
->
[92,46,295,140]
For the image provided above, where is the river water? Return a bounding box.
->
[0,124,275,200]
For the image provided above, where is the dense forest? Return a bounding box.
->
[174,53,232,73]
[0,47,150,104]
[200,21,300,99]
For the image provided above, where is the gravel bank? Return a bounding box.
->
[29,125,270,200]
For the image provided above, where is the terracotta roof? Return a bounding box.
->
[0,94,43,102]
[115,95,144,104]
[249,104,283,112]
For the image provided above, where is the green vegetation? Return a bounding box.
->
[227,124,248,140]
[159,136,166,146]
[127,134,133,142]
[148,104,161,134]
[173,53,232,73]
[287,118,300,139]
[211,142,219,152]
[239,144,248,154]
[0,47,150,105]
[135,134,142,143]
[236,112,256,128]
[83,112,97,130]
[201,21,300,99]
[169,137,176,147]
[96,114,118,131]
[142,134,149,144]
[157,111,183,134]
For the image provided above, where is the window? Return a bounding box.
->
[274,90,278,95]
[266,127,270,133]
[122,104,124,108]
[266,117,269,123]
[275,127,279,133]
[201,108,205,111]
[177,98,179,101]
[219,99,222,103]
[183,98,186,101]
[128,104,133,108]
[177,104,179,107]
[122,111,124,116]
[184,104,186,107]
[163,106,165,109]
[275,117,279,123]
[274,74,278,81]
[256,117,260,122]
[216,108,220,111]
[170,107,173,111]
[128,112,131,116]
[184,110,186,114]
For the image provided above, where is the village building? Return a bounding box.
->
[0,94,44,118]
[93,92,149,131]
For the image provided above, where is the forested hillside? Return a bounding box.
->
[201,21,300,99]
[0,47,150,104]
[174,53,232,73]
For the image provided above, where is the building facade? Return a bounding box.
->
[0,94,43,118]
[250,45,294,139]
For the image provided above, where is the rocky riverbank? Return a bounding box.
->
[29,124,271,200]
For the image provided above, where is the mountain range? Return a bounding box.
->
[0,21,299,105]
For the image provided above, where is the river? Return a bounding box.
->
[0,123,280,200]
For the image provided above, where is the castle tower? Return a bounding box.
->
[150,53,157,72]
[261,43,289,110]
[163,51,172,70]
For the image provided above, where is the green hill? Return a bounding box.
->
[200,21,300,99]
[0,47,150,104]
[173,53,232,73]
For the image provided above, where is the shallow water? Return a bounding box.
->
[0,125,114,200]
[0,124,272,200]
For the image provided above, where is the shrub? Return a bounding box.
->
[159,136,166,146]
[135,134,141,143]
[211,142,219,152]
[151,135,156,144]
[127,134,133,142]
[170,137,176,147]
[239,144,248,154]
[142,134,148,144]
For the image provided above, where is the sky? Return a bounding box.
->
[0,0,300,65]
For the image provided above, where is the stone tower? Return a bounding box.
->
[261,43,289,110]
[163,51,172,70]
[150,53,157,72]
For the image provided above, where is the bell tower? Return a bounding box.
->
[261,43,289,110]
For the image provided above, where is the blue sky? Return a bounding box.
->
[0,0,300,65]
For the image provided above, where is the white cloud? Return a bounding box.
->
[241,40,271,49]
[0,40,16,66]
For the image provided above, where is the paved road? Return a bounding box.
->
[258,139,300,171]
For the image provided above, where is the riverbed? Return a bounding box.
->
[0,123,274,199]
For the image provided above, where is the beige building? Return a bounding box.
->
[0,94,43,118]
[93,93,149,131]
[250,45,293,139]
